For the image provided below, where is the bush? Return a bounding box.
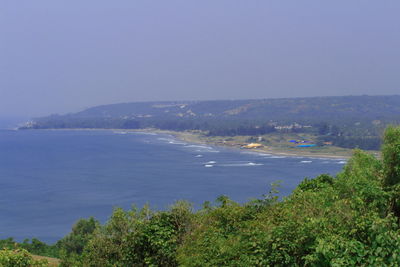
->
[0,248,48,267]
[82,201,193,267]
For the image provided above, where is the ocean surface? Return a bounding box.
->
[0,129,346,243]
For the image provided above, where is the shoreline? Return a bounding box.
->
[151,129,354,159]
[20,128,378,159]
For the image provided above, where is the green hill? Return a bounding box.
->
[30,95,400,123]
[23,95,400,150]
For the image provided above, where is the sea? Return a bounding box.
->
[0,129,346,243]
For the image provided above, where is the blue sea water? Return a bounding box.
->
[0,129,345,243]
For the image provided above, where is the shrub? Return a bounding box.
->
[0,248,48,267]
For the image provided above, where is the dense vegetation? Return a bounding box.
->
[23,95,400,150]
[2,125,400,266]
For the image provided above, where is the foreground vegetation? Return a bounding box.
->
[3,126,400,266]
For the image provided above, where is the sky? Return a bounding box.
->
[1,1,400,118]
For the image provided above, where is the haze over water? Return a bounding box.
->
[0,130,344,243]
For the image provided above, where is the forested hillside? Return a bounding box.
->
[3,126,400,266]
[30,95,400,121]
[23,95,400,150]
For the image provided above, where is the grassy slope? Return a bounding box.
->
[32,255,60,266]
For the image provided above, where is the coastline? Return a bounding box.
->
[150,129,355,159]
[21,128,381,159]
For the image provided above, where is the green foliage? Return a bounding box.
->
[306,216,400,266]
[21,238,59,259]
[56,217,99,266]
[382,125,400,187]
[0,248,48,267]
[296,174,334,192]
[0,238,58,259]
[81,201,193,267]
[57,217,99,255]
[335,150,388,215]
[0,238,16,250]
[320,135,382,150]
[381,125,400,219]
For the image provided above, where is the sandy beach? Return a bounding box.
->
[147,129,360,159]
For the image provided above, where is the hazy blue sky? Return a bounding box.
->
[1,1,400,117]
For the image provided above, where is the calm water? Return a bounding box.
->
[0,130,345,242]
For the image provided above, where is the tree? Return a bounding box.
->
[382,126,400,219]
[382,126,400,187]
[57,217,99,255]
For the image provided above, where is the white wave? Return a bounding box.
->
[185,145,214,149]
[131,132,157,135]
[247,162,263,166]
[196,149,220,153]
[308,157,333,160]
[241,152,272,157]
[157,137,173,141]
[168,141,187,145]
[204,164,214,168]
[157,137,187,145]
[206,161,216,164]
[195,155,203,158]
[220,162,264,167]
[337,161,347,164]
[300,160,312,163]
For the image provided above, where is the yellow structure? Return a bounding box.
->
[242,143,263,149]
